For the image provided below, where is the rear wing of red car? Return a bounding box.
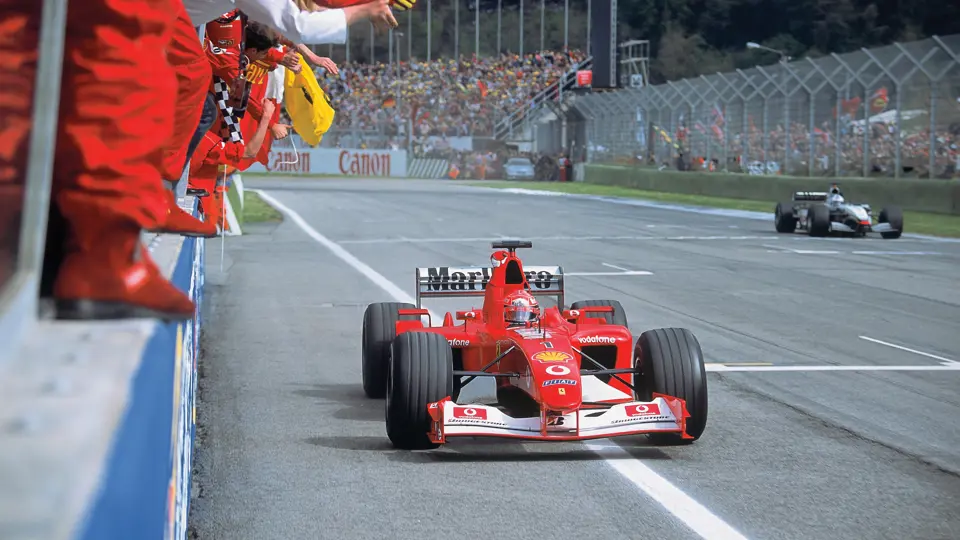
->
[416,265,564,308]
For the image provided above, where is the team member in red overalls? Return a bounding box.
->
[236,42,292,172]
[188,20,280,229]
[5,0,197,319]
[0,1,39,286]
[154,0,220,238]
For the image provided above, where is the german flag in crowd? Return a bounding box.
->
[383,97,397,108]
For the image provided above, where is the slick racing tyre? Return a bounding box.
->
[362,302,417,399]
[386,332,454,450]
[807,204,831,237]
[570,299,628,327]
[774,202,797,233]
[879,206,903,239]
[634,328,708,444]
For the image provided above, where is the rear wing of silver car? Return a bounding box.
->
[793,191,829,202]
[416,266,564,308]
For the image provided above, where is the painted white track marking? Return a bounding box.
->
[490,186,960,243]
[254,189,750,540]
[858,336,959,366]
[336,234,771,244]
[708,364,960,372]
[584,441,750,540]
[602,262,632,272]
[567,271,654,276]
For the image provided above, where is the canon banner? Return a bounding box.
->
[245,148,408,177]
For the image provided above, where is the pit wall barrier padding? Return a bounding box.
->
[74,230,204,540]
[583,164,960,215]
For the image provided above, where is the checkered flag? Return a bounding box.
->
[213,76,243,144]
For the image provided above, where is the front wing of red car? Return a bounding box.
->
[426,394,692,444]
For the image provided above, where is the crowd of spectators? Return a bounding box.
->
[279,49,586,138]
[611,114,960,179]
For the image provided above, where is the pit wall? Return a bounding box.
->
[73,231,204,540]
[581,164,960,215]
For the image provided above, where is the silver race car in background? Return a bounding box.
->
[774,184,903,239]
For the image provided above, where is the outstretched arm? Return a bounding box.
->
[294,44,339,74]
[243,99,278,159]
[236,0,397,45]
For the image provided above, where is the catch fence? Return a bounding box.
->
[568,35,960,179]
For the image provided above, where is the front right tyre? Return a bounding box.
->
[879,206,903,239]
[775,202,797,233]
[807,204,831,237]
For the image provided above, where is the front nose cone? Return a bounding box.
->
[539,378,582,411]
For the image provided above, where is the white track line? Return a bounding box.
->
[567,271,655,276]
[602,262,631,272]
[707,364,960,372]
[850,251,945,255]
[254,189,750,540]
[255,190,417,306]
[763,244,840,254]
[336,235,772,245]
[490,187,960,243]
[583,441,749,540]
[858,336,959,366]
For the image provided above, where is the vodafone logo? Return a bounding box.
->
[452,407,487,420]
[545,365,571,376]
[448,339,470,347]
[577,335,616,344]
[625,403,661,417]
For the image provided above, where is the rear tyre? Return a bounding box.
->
[774,202,797,233]
[362,302,417,399]
[386,332,454,450]
[879,206,903,239]
[807,204,831,237]
[634,328,708,444]
[570,299,629,327]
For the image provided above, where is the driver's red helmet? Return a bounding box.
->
[503,290,540,324]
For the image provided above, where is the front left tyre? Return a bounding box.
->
[362,302,417,399]
[634,328,708,444]
[386,332,455,450]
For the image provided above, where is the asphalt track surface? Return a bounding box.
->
[190,178,960,540]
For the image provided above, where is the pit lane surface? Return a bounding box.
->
[190,178,960,540]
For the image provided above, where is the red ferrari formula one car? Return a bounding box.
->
[361,241,708,450]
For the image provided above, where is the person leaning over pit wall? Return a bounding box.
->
[0,0,395,322]
[154,0,223,239]
[188,20,281,229]
[157,0,400,236]
[0,0,210,321]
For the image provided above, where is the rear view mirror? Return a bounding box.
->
[563,306,613,322]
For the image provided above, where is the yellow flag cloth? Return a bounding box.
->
[284,54,336,146]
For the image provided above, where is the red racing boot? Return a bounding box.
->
[150,188,219,237]
[53,215,195,321]
[199,183,227,232]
